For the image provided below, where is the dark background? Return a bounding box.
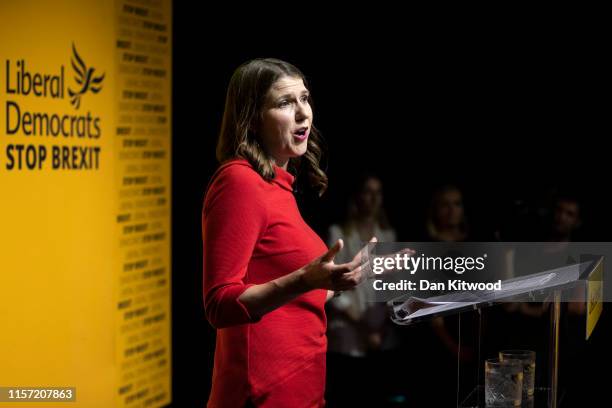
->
[171,8,609,407]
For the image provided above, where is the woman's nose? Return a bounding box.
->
[295,102,310,122]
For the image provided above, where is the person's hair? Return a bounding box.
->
[554,190,581,209]
[425,184,469,240]
[216,58,328,196]
[341,172,391,236]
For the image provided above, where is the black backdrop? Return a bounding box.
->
[171,8,609,407]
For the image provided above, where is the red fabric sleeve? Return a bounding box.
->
[202,166,267,329]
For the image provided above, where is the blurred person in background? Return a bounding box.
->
[325,173,406,406]
[548,193,582,242]
[425,184,470,243]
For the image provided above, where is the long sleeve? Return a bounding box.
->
[202,166,268,329]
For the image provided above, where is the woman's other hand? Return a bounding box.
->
[301,237,377,291]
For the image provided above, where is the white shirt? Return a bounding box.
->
[326,223,398,357]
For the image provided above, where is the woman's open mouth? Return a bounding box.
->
[293,127,309,141]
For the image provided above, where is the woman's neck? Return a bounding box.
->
[356,215,377,227]
[436,226,465,242]
[271,157,288,170]
[354,217,377,241]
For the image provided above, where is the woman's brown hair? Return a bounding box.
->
[216,58,328,196]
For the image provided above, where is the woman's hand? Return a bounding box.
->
[300,237,377,292]
[238,237,379,320]
[368,247,417,278]
[238,239,414,320]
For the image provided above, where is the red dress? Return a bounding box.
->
[202,158,328,407]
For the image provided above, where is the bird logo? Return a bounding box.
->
[68,43,105,109]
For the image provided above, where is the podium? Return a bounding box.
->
[390,256,604,407]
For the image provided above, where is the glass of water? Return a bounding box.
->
[485,358,523,407]
[499,350,536,399]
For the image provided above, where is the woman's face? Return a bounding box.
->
[357,177,383,216]
[435,189,464,228]
[258,76,312,167]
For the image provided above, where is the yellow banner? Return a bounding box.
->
[586,259,603,340]
[0,1,172,407]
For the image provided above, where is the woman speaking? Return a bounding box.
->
[202,59,375,407]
